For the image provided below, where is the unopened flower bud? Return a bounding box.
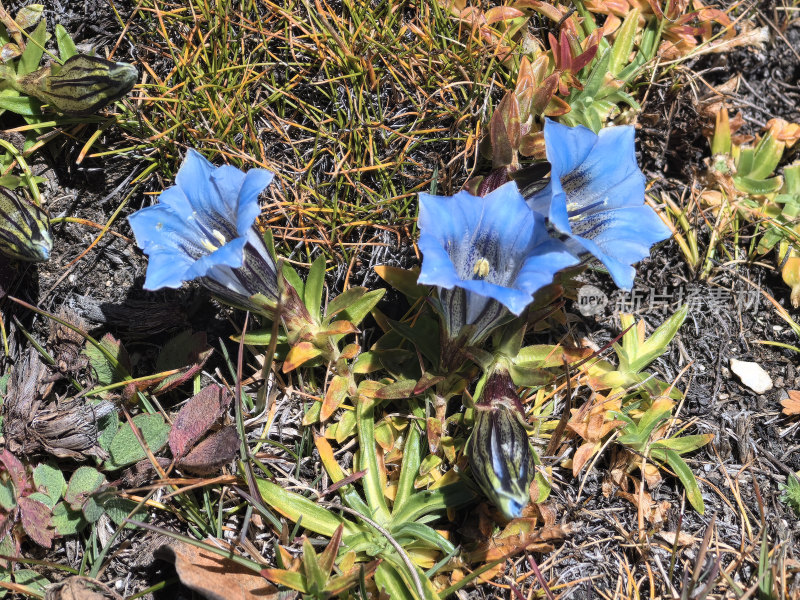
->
[0,187,51,262]
[14,54,137,115]
[466,368,536,519]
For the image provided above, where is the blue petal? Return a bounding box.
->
[573,206,671,289]
[418,190,477,252]
[128,204,208,260]
[515,239,580,294]
[129,204,204,289]
[543,118,597,182]
[156,183,194,221]
[418,182,578,317]
[210,166,273,234]
[540,119,671,289]
[175,150,236,236]
[457,278,538,317]
[142,251,193,290]
[185,235,248,281]
[417,233,462,289]
[237,169,274,232]
[526,180,553,217]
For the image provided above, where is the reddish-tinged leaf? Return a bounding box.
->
[319,524,344,574]
[531,73,559,115]
[19,496,53,548]
[426,417,443,454]
[178,427,240,475]
[513,0,564,22]
[484,6,524,24]
[0,450,31,497]
[282,342,322,372]
[355,380,383,399]
[321,375,350,422]
[571,33,600,72]
[169,384,233,458]
[518,131,545,158]
[489,107,514,168]
[259,568,307,593]
[464,521,572,563]
[374,379,417,400]
[530,54,550,82]
[121,369,187,401]
[413,372,444,395]
[340,343,360,360]
[515,56,534,95]
[326,560,381,595]
[544,96,571,117]
[646,0,664,19]
[153,347,213,395]
[320,320,358,336]
[558,31,570,69]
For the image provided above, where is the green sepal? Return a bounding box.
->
[304,254,325,321]
[616,305,687,374]
[663,448,705,514]
[333,288,384,328]
[733,175,783,196]
[17,19,48,76]
[280,261,305,299]
[256,478,355,538]
[54,24,78,61]
[0,186,51,261]
[609,8,639,78]
[13,54,137,115]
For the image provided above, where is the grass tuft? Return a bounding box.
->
[115,0,508,263]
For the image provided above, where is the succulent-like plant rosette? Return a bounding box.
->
[128,150,286,318]
[527,119,672,289]
[417,181,579,347]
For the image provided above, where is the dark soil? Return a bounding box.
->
[0,0,799,598]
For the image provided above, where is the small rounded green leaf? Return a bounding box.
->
[103,414,170,470]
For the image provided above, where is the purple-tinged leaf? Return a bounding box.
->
[169,384,232,458]
[19,496,53,548]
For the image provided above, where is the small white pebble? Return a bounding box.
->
[105,280,112,287]
[730,359,773,394]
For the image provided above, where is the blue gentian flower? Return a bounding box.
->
[128,150,279,313]
[418,181,578,344]
[527,119,672,289]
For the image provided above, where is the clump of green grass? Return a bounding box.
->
[114,0,507,263]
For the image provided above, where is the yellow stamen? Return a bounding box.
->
[473,257,490,278]
[211,229,227,246]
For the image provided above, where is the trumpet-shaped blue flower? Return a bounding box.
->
[527,119,672,289]
[128,150,279,312]
[418,181,578,344]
